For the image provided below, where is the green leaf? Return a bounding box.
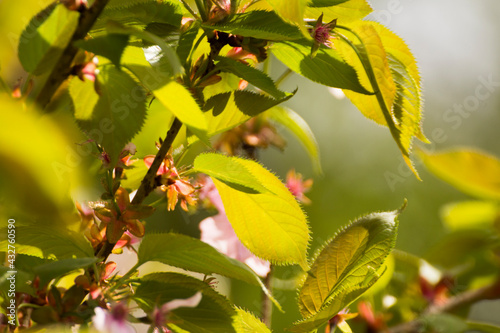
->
[177,21,201,66]
[467,321,500,333]
[135,272,236,333]
[233,308,271,333]
[74,34,130,68]
[290,202,404,332]
[153,80,208,142]
[266,0,310,37]
[0,225,93,259]
[421,314,468,333]
[203,90,294,137]
[92,0,182,34]
[336,22,424,178]
[271,39,370,94]
[0,266,35,296]
[70,64,147,166]
[417,147,500,201]
[204,11,302,40]
[440,201,499,231]
[216,56,287,99]
[33,257,98,285]
[267,106,321,174]
[306,0,372,23]
[211,159,310,270]
[18,4,79,75]
[136,233,280,309]
[194,153,269,193]
[106,21,183,77]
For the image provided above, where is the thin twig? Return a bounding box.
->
[95,118,183,259]
[388,279,500,333]
[35,0,110,110]
[262,266,274,327]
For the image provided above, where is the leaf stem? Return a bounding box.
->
[180,0,200,20]
[194,0,208,22]
[107,262,141,295]
[275,68,292,88]
[262,266,274,327]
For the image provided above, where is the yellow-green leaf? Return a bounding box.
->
[266,0,310,37]
[233,308,271,333]
[290,203,404,332]
[418,147,500,201]
[440,201,499,231]
[336,22,425,178]
[212,159,310,270]
[305,0,372,23]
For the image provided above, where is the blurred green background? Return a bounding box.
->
[1,0,499,331]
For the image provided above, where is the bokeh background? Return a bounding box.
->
[1,0,500,331]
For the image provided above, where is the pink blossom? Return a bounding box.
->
[199,177,270,277]
[286,169,313,205]
[92,303,135,333]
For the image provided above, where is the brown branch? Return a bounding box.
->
[388,279,500,333]
[35,0,110,110]
[95,117,183,259]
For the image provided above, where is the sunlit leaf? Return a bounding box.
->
[467,321,500,333]
[74,34,129,68]
[336,22,424,177]
[204,10,302,40]
[267,106,322,174]
[271,39,370,94]
[216,56,287,99]
[153,80,208,142]
[440,201,499,231]
[212,159,310,270]
[0,225,93,259]
[135,272,236,333]
[306,0,372,23]
[290,203,404,332]
[417,147,500,201]
[70,65,147,166]
[18,4,79,75]
[233,308,271,333]
[33,257,98,285]
[203,90,294,137]
[92,0,182,35]
[194,153,269,193]
[177,21,200,65]
[266,0,310,37]
[137,233,280,309]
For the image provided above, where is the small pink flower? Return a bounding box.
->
[286,169,313,205]
[92,303,135,333]
[199,177,270,277]
[309,14,337,57]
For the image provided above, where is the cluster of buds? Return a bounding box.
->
[214,116,286,157]
[143,149,197,211]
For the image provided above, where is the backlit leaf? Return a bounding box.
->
[135,272,236,333]
[203,90,294,137]
[306,0,372,23]
[266,0,310,37]
[33,257,98,285]
[18,4,79,75]
[216,56,287,99]
[417,147,500,201]
[137,233,280,309]
[71,65,147,166]
[271,39,370,94]
[204,10,302,40]
[212,159,310,270]
[290,203,404,332]
[233,308,271,333]
[336,22,424,177]
[74,34,129,68]
[194,153,269,194]
[440,201,499,231]
[0,225,93,259]
[267,106,321,174]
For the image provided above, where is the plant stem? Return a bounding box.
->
[194,0,208,22]
[180,0,200,20]
[95,118,183,259]
[262,266,274,327]
[34,0,110,110]
[388,279,500,333]
[275,68,292,88]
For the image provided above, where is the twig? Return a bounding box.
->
[388,279,500,333]
[95,118,183,259]
[262,266,274,327]
[35,0,110,110]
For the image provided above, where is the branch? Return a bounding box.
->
[35,0,110,110]
[95,118,183,259]
[388,279,500,333]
